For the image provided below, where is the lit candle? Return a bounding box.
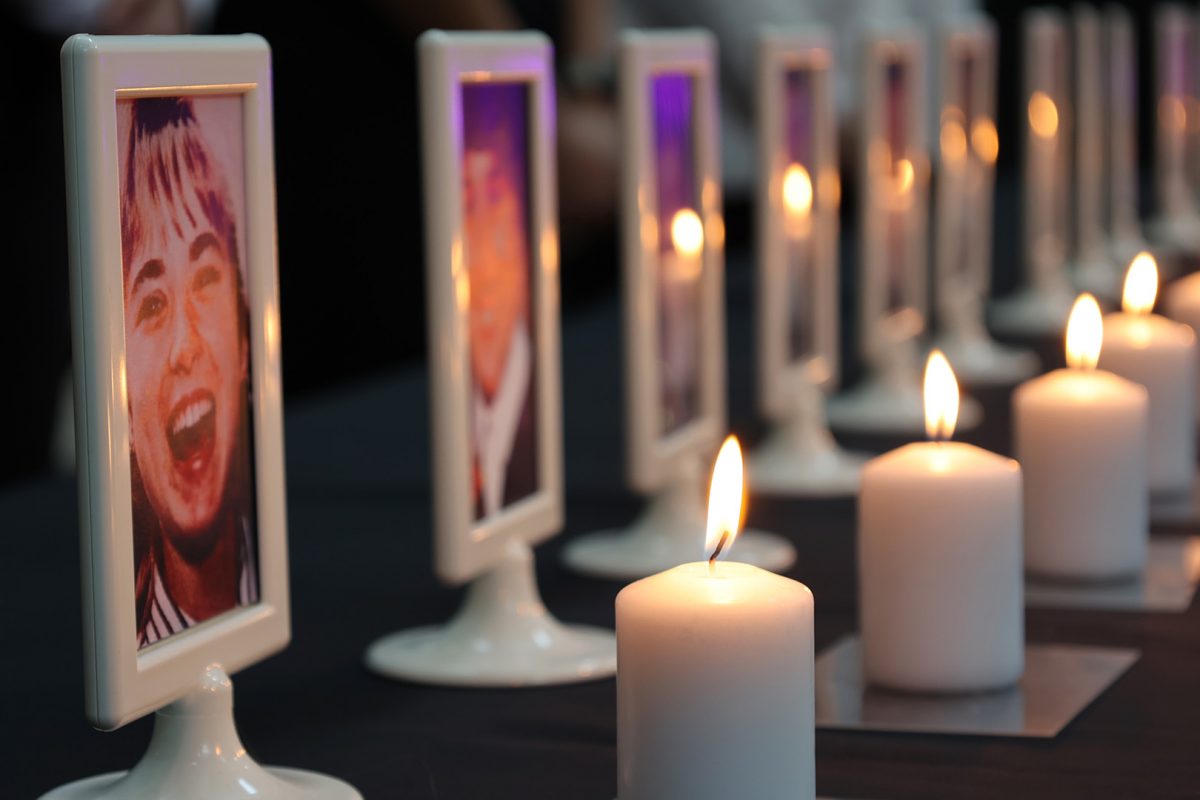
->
[859,352,1023,692]
[1098,253,1196,494]
[1014,294,1149,578]
[1163,271,1200,424]
[616,437,814,800]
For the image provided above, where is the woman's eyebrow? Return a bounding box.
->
[130,259,164,296]
[189,231,221,262]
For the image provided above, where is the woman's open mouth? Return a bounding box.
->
[166,389,217,476]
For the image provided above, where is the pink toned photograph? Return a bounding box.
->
[117,94,259,649]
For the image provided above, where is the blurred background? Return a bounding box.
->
[0,0,1180,485]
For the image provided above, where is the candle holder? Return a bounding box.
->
[563,456,795,579]
[750,27,870,494]
[932,17,1039,385]
[990,9,1077,337]
[366,540,615,685]
[815,635,1139,738]
[41,666,360,800]
[1025,535,1200,612]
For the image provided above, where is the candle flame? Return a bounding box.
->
[923,350,959,442]
[782,163,813,217]
[670,208,704,259]
[1122,251,1158,315]
[705,435,744,560]
[972,117,999,164]
[1065,293,1103,370]
[1028,90,1058,139]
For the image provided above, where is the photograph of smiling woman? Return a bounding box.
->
[117,95,259,649]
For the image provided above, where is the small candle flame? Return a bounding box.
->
[1065,293,1103,370]
[1028,90,1058,139]
[782,163,813,217]
[972,117,999,164]
[1122,252,1158,315]
[670,208,705,259]
[923,350,959,442]
[705,435,744,564]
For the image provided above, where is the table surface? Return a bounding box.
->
[10,257,1200,800]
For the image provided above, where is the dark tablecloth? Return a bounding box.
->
[10,254,1200,799]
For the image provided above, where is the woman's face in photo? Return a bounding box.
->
[125,184,245,541]
[464,147,529,398]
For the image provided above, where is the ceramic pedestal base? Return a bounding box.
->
[366,541,615,687]
[41,667,360,800]
[827,372,982,435]
[989,285,1076,337]
[562,464,796,580]
[1150,473,1200,528]
[936,333,1040,387]
[1072,254,1123,303]
[748,417,868,497]
[814,635,1139,738]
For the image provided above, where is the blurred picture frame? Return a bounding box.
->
[61,34,288,731]
[755,27,839,424]
[858,25,928,367]
[620,29,725,493]
[420,30,564,585]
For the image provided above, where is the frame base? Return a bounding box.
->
[748,419,869,497]
[365,541,615,687]
[561,467,796,580]
[1071,253,1123,302]
[814,635,1139,738]
[1025,536,1200,612]
[826,373,983,435]
[989,284,1076,337]
[1147,213,1200,257]
[935,333,1040,387]
[1150,473,1200,528]
[40,667,360,800]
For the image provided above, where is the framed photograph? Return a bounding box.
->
[1155,5,1196,218]
[934,17,996,317]
[1022,9,1071,287]
[620,30,725,492]
[420,31,564,584]
[1106,6,1140,247]
[61,34,287,730]
[755,27,839,423]
[858,26,928,363]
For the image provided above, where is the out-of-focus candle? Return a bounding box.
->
[616,437,814,800]
[858,352,1023,692]
[1164,271,1200,424]
[1014,294,1149,577]
[1099,253,1196,494]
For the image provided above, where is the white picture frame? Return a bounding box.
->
[858,25,928,366]
[755,27,839,424]
[420,31,564,585]
[1105,5,1142,259]
[619,29,726,493]
[61,34,288,731]
[934,17,996,318]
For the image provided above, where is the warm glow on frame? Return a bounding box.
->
[923,350,959,442]
[1028,90,1058,139]
[894,157,915,195]
[782,163,814,217]
[1122,252,1159,315]
[705,435,745,559]
[670,208,705,259]
[940,114,968,162]
[972,117,999,164]
[1065,293,1103,370]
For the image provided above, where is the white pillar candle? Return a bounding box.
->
[1098,253,1196,494]
[1163,271,1200,424]
[858,352,1023,693]
[616,437,814,800]
[1014,294,1149,578]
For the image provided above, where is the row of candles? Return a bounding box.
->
[615,251,1198,798]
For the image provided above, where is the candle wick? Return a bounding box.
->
[708,530,731,571]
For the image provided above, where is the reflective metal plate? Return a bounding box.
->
[815,636,1139,738]
[1025,535,1200,612]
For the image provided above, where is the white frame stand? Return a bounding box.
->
[749,382,869,496]
[937,291,1040,386]
[562,457,796,580]
[827,337,983,435]
[40,666,359,800]
[989,283,1076,337]
[365,540,615,687]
